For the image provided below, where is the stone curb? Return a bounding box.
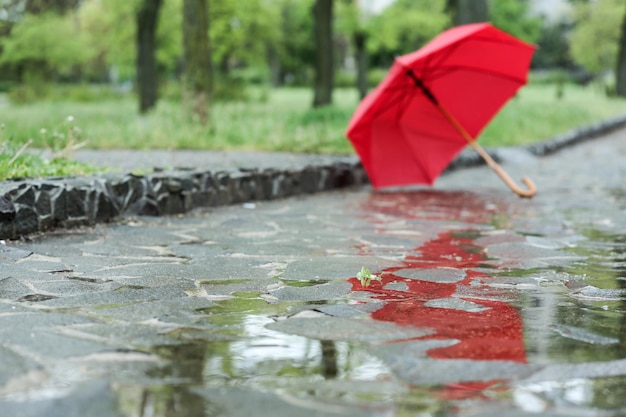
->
[0,161,368,240]
[1,113,626,240]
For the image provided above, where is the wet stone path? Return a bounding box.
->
[1,130,626,416]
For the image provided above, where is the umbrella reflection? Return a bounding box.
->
[350,230,526,363]
[352,190,527,394]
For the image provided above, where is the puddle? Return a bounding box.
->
[140,193,623,414]
[3,189,626,415]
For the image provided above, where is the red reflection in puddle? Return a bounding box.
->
[350,231,526,363]
[352,191,526,394]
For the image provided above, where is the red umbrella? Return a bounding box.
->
[346,23,537,197]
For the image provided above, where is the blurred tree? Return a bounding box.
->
[0,12,92,84]
[336,0,369,99]
[136,0,163,113]
[312,0,333,107]
[182,0,211,123]
[77,0,181,82]
[78,0,137,81]
[24,0,79,14]
[489,0,541,43]
[616,3,626,96]
[272,0,315,86]
[210,0,278,72]
[208,0,281,97]
[569,0,623,76]
[367,0,448,67]
[533,20,571,69]
[446,0,488,25]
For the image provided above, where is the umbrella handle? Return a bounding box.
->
[467,140,537,198]
[437,104,537,198]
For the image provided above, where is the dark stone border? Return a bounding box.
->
[2,113,626,240]
[0,162,368,240]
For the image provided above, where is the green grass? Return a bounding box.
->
[1,82,625,180]
[478,83,626,147]
[0,88,358,154]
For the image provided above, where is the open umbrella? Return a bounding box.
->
[346,22,537,198]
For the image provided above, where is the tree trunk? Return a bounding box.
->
[312,0,333,108]
[353,30,368,100]
[267,44,281,87]
[447,0,488,26]
[182,0,212,124]
[136,0,163,114]
[616,5,626,97]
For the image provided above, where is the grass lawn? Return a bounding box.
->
[1,82,625,180]
[479,83,626,147]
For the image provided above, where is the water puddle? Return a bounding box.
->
[3,189,626,416]
[124,193,625,415]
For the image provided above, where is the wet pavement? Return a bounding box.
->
[1,128,626,416]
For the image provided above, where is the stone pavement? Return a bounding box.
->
[0,125,625,416]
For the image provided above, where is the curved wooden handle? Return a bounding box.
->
[468,140,537,198]
[491,168,537,198]
[437,104,537,199]
[515,176,537,198]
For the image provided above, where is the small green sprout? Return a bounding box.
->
[356,266,381,287]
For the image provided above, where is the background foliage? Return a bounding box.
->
[0,0,600,94]
[1,0,626,180]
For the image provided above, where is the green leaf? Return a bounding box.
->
[356,266,380,288]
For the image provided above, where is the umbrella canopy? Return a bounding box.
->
[346,22,536,194]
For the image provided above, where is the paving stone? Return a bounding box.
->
[0,346,38,387]
[308,302,383,318]
[93,297,215,323]
[36,285,188,309]
[266,316,433,343]
[268,282,353,302]
[486,241,581,269]
[371,340,538,385]
[392,267,466,283]
[194,387,392,417]
[382,281,410,292]
[522,359,626,384]
[0,380,124,417]
[0,245,32,260]
[281,256,402,281]
[0,316,112,360]
[424,297,491,312]
[0,277,38,300]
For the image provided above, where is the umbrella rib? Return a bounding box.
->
[355,83,422,130]
[426,65,528,85]
[413,36,531,86]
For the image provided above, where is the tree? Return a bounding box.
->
[182,0,212,123]
[533,20,571,69]
[272,0,315,86]
[312,0,333,107]
[446,0,488,25]
[0,12,92,83]
[136,0,163,113]
[489,0,541,43]
[24,0,79,14]
[353,29,367,99]
[569,0,623,75]
[616,3,626,96]
[78,0,182,83]
[367,0,448,66]
[336,0,370,99]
